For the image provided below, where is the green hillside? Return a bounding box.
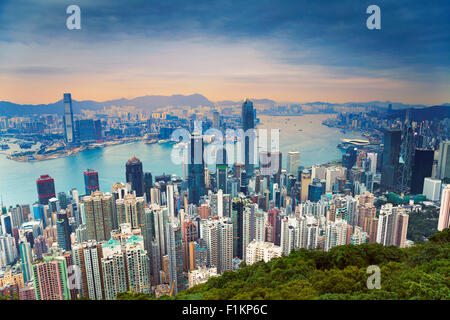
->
[117,228,449,300]
[175,228,450,300]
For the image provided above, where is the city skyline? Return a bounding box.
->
[0,97,448,301]
[0,0,449,303]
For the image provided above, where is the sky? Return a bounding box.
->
[0,0,449,105]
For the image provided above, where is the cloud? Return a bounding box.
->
[0,0,449,104]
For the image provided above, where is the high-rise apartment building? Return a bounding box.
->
[32,254,71,300]
[376,204,398,246]
[82,191,114,242]
[115,193,145,229]
[166,219,184,295]
[72,241,104,300]
[394,211,409,248]
[218,219,233,274]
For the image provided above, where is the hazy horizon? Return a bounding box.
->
[1,92,449,108]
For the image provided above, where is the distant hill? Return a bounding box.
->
[216,98,277,108]
[341,101,428,110]
[386,105,450,121]
[115,228,450,300]
[1,94,448,117]
[0,94,214,116]
[172,228,450,300]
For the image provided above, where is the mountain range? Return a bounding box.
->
[0,94,448,117]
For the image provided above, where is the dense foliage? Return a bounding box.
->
[407,207,439,242]
[173,228,450,300]
[115,229,449,300]
[116,292,155,300]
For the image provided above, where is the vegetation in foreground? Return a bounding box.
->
[117,228,449,300]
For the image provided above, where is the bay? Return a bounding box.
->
[0,114,363,206]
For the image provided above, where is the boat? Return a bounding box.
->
[157,139,170,144]
[145,139,157,145]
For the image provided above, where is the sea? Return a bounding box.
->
[0,114,363,206]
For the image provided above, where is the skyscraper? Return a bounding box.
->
[287,151,301,176]
[166,184,175,218]
[394,212,409,248]
[63,93,75,144]
[32,254,71,300]
[438,185,450,231]
[101,251,127,300]
[212,110,220,129]
[300,169,312,202]
[36,175,56,205]
[72,241,104,300]
[241,99,255,177]
[399,113,414,192]
[380,129,402,191]
[218,219,233,274]
[166,219,184,295]
[308,178,323,202]
[216,165,228,193]
[126,157,145,197]
[422,178,442,201]
[436,141,450,180]
[56,210,72,251]
[183,220,198,271]
[115,193,145,229]
[84,169,99,195]
[82,191,114,242]
[187,135,206,205]
[144,171,153,202]
[376,204,398,246]
[410,149,434,194]
[232,198,245,259]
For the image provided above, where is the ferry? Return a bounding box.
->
[145,139,157,145]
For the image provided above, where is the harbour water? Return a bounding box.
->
[0,114,363,206]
